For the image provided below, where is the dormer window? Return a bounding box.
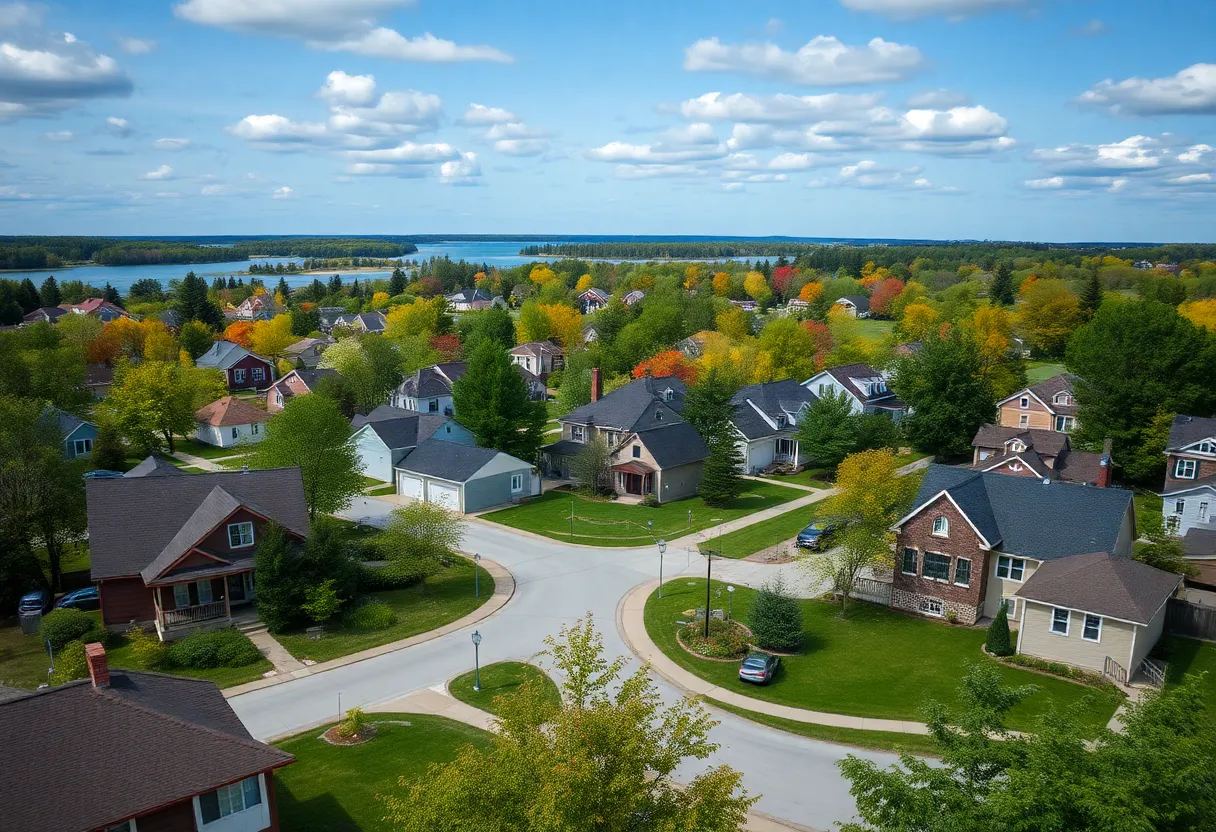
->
[1019,396,1029,409]
[1009,440,1025,453]
[655,410,664,421]
[1199,441,1216,454]
[776,415,787,428]
[1053,393,1072,405]
[663,388,674,402]
[228,521,254,549]
[931,517,949,537]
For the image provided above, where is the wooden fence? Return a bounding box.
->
[1165,598,1216,641]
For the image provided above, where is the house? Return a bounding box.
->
[729,299,758,311]
[333,311,387,333]
[60,298,129,321]
[1010,335,1031,359]
[0,646,294,832]
[83,363,114,399]
[394,439,540,513]
[893,340,923,357]
[581,324,599,343]
[579,287,610,314]
[622,289,645,306]
[195,396,270,448]
[46,405,97,459]
[803,363,907,421]
[997,374,1080,433]
[267,368,338,412]
[88,467,309,638]
[543,372,708,502]
[281,336,329,369]
[316,306,349,332]
[157,309,183,330]
[349,406,474,482]
[970,425,1111,487]
[786,298,811,312]
[833,295,870,317]
[195,340,276,391]
[1012,551,1181,678]
[1159,414,1216,551]
[233,294,279,321]
[510,340,564,379]
[446,287,494,311]
[730,379,817,473]
[889,464,1136,626]
[22,306,67,325]
[389,361,545,414]
[124,454,185,478]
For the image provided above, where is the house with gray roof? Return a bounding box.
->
[1159,414,1216,572]
[969,424,1111,487]
[267,367,338,412]
[393,438,539,513]
[833,295,870,317]
[124,455,185,479]
[87,467,309,638]
[729,379,818,474]
[445,287,494,311]
[194,340,275,392]
[889,464,1136,627]
[510,340,564,379]
[997,373,1080,434]
[45,405,98,460]
[348,406,474,482]
[803,362,907,421]
[390,360,545,415]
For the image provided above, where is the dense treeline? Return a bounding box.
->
[91,243,242,266]
[0,237,417,269]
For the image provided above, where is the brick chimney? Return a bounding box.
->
[85,642,110,688]
[1097,438,1113,488]
[591,367,602,402]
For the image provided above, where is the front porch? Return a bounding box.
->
[612,461,655,498]
[151,571,257,640]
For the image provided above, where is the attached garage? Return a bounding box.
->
[426,481,461,510]
[394,438,540,514]
[397,473,423,500]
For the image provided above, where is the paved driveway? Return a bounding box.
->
[231,513,899,830]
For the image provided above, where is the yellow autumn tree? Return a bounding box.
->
[249,314,297,362]
[1180,299,1216,330]
[530,265,558,286]
[798,282,824,302]
[684,264,703,289]
[142,320,179,363]
[386,297,446,340]
[370,291,390,310]
[743,271,772,304]
[575,274,593,293]
[899,303,942,341]
[540,303,584,350]
[969,305,1014,363]
[712,272,731,297]
[715,307,751,341]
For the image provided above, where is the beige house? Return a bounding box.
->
[997,373,1080,433]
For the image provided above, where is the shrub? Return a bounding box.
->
[41,608,96,649]
[1001,653,1116,691]
[126,625,167,670]
[50,640,88,685]
[343,598,399,631]
[303,579,342,624]
[748,576,804,652]
[986,604,1013,656]
[640,492,660,508]
[358,560,431,592]
[337,706,368,738]
[679,618,749,659]
[167,629,262,669]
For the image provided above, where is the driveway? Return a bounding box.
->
[230,515,898,830]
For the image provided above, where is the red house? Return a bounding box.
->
[196,340,277,391]
[88,465,309,639]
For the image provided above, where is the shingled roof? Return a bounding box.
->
[1015,551,1181,624]
[1166,414,1216,451]
[397,438,514,482]
[195,396,271,427]
[630,422,710,468]
[124,455,186,478]
[355,412,453,452]
[730,379,817,440]
[195,340,269,371]
[562,376,687,432]
[0,668,293,832]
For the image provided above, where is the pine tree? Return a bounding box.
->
[328,274,343,294]
[684,367,744,507]
[451,338,547,461]
[276,277,291,300]
[985,603,1013,656]
[1080,265,1102,319]
[91,421,128,472]
[174,271,223,329]
[16,278,40,312]
[698,432,745,507]
[39,275,61,307]
[102,283,121,305]
[989,262,1015,306]
[389,267,407,297]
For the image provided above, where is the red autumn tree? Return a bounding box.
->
[868,278,905,318]
[429,333,462,362]
[801,320,833,369]
[632,350,698,384]
[771,265,797,299]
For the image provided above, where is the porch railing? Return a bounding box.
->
[162,600,227,628]
[1139,658,1168,688]
[1103,655,1127,685]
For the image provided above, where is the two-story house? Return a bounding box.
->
[832,295,870,318]
[802,362,907,421]
[390,361,546,414]
[232,294,279,321]
[510,340,564,380]
[996,373,1080,433]
[195,341,276,392]
[729,379,818,473]
[445,288,494,311]
[267,368,338,412]
[1159,415,1216,576]
[970,425,1112,487]
[579,287,610,314]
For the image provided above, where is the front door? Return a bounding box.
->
[227,572,255,604]
[621,472,646,495]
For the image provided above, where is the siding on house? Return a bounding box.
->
[100,577,157,627]
[982,558,1041,621]
[355,430,396,483]
[656,461,703,502]
[157,578,226,612]
[462,466,538,512]
[1018,602,1136,674]
[998,398,1054,431]
[63,423,99,459]
[225,354,274,391]
[1130,600,1169,671]
[195,421,264,449]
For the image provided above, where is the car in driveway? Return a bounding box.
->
[55,586,100,611]
[795,521,837,550]
[738,652,780,685]
[18,589,53,616]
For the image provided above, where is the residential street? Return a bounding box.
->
[229,510,900,831]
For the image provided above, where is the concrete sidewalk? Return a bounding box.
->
[619,579,931,737]
[666,490,833,549]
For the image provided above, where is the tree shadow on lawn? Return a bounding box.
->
[275,788,362,832]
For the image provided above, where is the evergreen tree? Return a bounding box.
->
[276,277,291,300]
[747,575,803,651]
[328,274,343,294]
[174,271,223,330]
[681,367,744,506]
[226,276,237,290]
[451,338,547,461]
[1080,264,1103,319]
[39,275,61,307]
[388,266,407,297]
[16,278,40,312]
[212,277,226,292]
[90,421,128,472]
[985,604,1013,656]
[698,428,745,507]
[102,283,121,305]
[989,261,1015,306]
[797,389,860,471]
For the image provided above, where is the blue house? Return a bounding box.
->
[46,406,98,459]
[349,406,474,482]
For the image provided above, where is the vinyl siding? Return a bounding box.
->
[656,461,703,502]
[1130,599,1169,671]
[983,557,1041,620]
[354,429,394,482]
[195,422,264,449]
[462,466,538,512]
[1018,601,1135,674]
[998,399,1053,431]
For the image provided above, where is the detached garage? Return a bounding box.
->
[394,438,539,513]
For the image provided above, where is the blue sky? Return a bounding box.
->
[0,0,1214,241]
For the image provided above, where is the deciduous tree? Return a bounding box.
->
[179,321,215,361]
[797,389,859,471]
[572,434,613,495]
[632,350,697,384]
[102,361,227,453]
[249,314,297,363]
[1017,278,1082,356]
[757,318,817,382]
[892,329,995,458]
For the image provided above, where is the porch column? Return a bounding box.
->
[224,582,232,622]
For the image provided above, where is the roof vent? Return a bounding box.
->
[1042,477,1050,485]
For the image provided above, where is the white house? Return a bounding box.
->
[445,288,494,312]
[803,362,907,421]
[833,295,870,318]
[349,407,474,482]
[193,396,270,449]
[729,379,817,474]
[510,341,564,378]
[579,287,610,314]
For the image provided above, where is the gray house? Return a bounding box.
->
[395,440,539,513]
[350,406,474,482]
[47,406,98,460]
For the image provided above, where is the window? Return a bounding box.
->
[231,427,239,440]
[1019,414,1029,427]
[922,552,950,581]
[663,388,674,402]
[1175,458,1198,479]
[228,521,254,549]
[105,822,135,832]
[654,410,664,422]
[1201,502,1210,523]
[1054,416,1075,432]
[901,547,918,575]
[606,432,618,447]
[817,383,828,395]
[1019,396,1029,409]
[1199,441,1215,454]
[233,368,246,384]
[1053,392,1071,405]
[199,776,262,824]
[173,584,189,609]
[252,423,260,435]
[931,516,949,537]
[571,425,586,443]
[1175,499,1186,516]
[1050,607,1070,635]
[1001,597,1018,618]
[632,445,641,458]
[510,473,523,492]
[775,415,787,429]
[196,580,212,605]
[274,391,283,407]
[954,558,971,587]
[918,598,944,617]
[996,556,1025,581]
[1082,614,1102,642]
[73,438,93,456]
[428,399,439,413]
[776,438,795,458]
[1009,439,1025,452]
[251,367,264,382]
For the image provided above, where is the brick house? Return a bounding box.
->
[88,467,309,639]
[889,464,1135,625]
[996,373,1080,433]
[196,341,276,392]
[0,644,293,832]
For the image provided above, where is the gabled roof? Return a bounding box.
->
[812,363,899,406]
[896,464,1133,561]
[195,396,271,427]
[1161,474,1216,497]
[396,364,459,399]
[195,340,269,371]
[351,404,419,427]
[282,337,328,357]
[730,379,817,440]
[580,287,610,302]
[23,306,67,323]
[84,363,114,387]
[354,411,453,451]
[0,670,293,832]
[622,290,645,304]
[87,468,309,580]
[1015,551,1181,625]
[139,486,249,582]
[511,341,563,357]
[1167,414,1216,452]
[446,288,493,304]
[124,455,185,479]
[836,295,870,312]
[270,368,337,398]
[562,376,687,432]
[397,438,520,482]
[972,424,1069,458]
[355,311,386,332]
[629,422,710,468]
[997,373,1080,415]
[157,309,182,329]
[43,405,95,439]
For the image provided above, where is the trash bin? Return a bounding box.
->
[19,610,41,636]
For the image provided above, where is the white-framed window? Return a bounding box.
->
[1009,463,1024,473]
[1054,416,1074,432]
[251,367,264,382]
[1174,499,1186,516]
[922,552,951,582]
[1050,607,1070,635]
[1175,458,1198,479]
[1009,439,1025,452]
[511,473,523,492]
[775,415,787,429]
[901,547,918,575]
[931,516,949,537]
[817,383,828,396]
[1082,614,1102,642]
[173,583,190,609]
[1053,392,1071,405]
[274,391,283,407]
[228,521,254,549]
[1200,502,1210,523]
[233,368,246,384]
[1001,597,1018,618]
[1019,396,1029,409]
[199,776,262,825]
[954,557,971,587]
[571,425,586,443]
[1199,441,1216,454]
[663,388,674,402]
[918,597,944,617]
[996,555,1025,581]
[1019,414,1029,427]
[73,438,93,456]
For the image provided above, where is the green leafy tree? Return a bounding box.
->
[988,261,1015,306]
[681,366,738,440]
[250,394,365,519]
[747,575,804,652]
[388,266,407,297]
[302,579,341,624]
[290,307,321,337]
[985,604,1013,656]
[854,413,901,452]
[682,367,744,506]
[756,317,817,381]
[451,337,546,461]
[90,420,128,472]
[376,502,465,567]
[178,320,215,361]
[892,329,995,458]
[319,336,405,414]
[457,306,515,350]
[253,523,299,633]
[797,389,860,471]
[571,434,614,495]
[382,615,756,832]
[39,275,61,307]
[1017,278,1083,357]
[1135,514,1198,577]
[102,361,227,453]
[0,521,43,615]
[174,271,223,330]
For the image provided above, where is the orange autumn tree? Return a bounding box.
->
[801,320,833,369]
[633,350,698,384]
[223,320,255,348]
[868,278,905,317]
[798,282,824,302]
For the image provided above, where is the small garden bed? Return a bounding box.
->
[984,647,1119,692]
[676,617,751,661]
[448,661,561,716]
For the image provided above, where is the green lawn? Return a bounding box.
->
[894,450,932,467]
[449,661,561,716]
[359,474,388,488]
[482,483,802,546]
[699,504,820,559]
[1026,361,1066,383]
[366,485,396,497]
[171,437,257,460]
[645,579,1122,733]
[275,562,494,663]
[761,467,834,490]
[181,466,208,474]
[275,714,493,832]
[1164,638,1216,718]
[1134,490,1164,537]
[855,318,895,342]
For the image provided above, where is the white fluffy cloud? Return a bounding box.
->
[229,114,329,145]
[585,140,726,164]
[154,137,192,151]
[43,129,72,141]
[138,164,173,180]
[106,115,132,137]
[1078,63,1216,116]
[440,151,481,185]
[839,0,1031,18]
[319,70,376,106]
[1029,135,1167,177]
[811,159,951,191]
[345,141,459,164]
[459,103,515,125]
[678,91,881,123]
[1025,134,1216,197]
[684,35,922,86]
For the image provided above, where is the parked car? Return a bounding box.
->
[738,652,780,685]
[796,521,837,550]
[18,589,53,616]
[55,586,100,611]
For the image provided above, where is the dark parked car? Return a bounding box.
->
[55,586,100,611]
[18,589,53,616]
[738,652,780,685]
[795,521,837,550]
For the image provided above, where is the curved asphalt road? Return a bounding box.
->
[229,508,900,831]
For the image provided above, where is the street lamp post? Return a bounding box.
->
[704,549,713,639]
[473,553,482,598]
[657,538,667,598]
[726,585,735,620]
[471,630,482,691]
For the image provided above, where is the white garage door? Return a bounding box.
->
[398,474,424,500]
[427,482,460,511]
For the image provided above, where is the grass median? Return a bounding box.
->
[449,660,560,716]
